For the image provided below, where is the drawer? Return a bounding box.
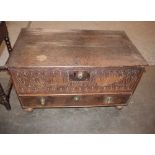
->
[19,94,130,109]
[10,67,143,95]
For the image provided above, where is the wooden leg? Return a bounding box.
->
[3,98,11,110]
[4,35,12,54]
[0,22,12,110]
[0,83,11,110]
[24,107,33,112]
[5,78,13,98]
[115,105,123,110]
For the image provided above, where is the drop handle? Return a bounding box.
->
[77,71,84,80]
[40,97,46,106]
[73,96,80,101]
[103,96,113,104]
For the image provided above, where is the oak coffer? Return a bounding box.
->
[7,29,148,111]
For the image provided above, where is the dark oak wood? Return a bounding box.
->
[20,94,130,109]
[10,67,144,95]
[7,29,148,110]
[7,29,147,68]
[0,21,12,110]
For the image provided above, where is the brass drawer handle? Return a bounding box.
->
[73,96,80,101]
[40,97,46,106]
[103,96,113,104]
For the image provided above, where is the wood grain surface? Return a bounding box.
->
[7,29,148,68]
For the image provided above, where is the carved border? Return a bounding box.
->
[10,67,144,95]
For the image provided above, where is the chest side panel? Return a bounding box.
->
[10,67,144,95]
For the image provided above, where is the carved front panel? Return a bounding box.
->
[10,67,143,95]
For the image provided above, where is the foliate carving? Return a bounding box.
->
[11,67,143,94]
[96,75,124,86]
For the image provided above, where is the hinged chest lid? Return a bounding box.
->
[7,28,148,68]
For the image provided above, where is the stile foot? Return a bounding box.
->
[24,108,33,112]
[115,105,123,110]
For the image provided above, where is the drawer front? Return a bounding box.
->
[19,94,130,108]
[10,67,143,95]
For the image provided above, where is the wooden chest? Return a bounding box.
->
[7,29,148,111]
